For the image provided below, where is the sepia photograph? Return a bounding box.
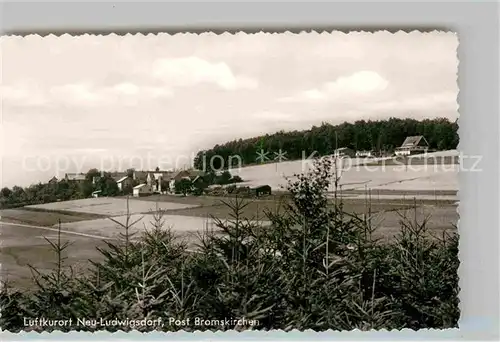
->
[0,31,460,332]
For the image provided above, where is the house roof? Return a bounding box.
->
[133,171,148,181]
[190,170,205,177]
[92,190,102,194]
[335,147,352,152]
[66,173,86,181]
[109,171,127,177]
[116,176,129,183]
[400,135,428,148]
[191,175,205,183]
[134,170,174,181]
[172,169,205,180]
[109,172,127,181]
[151,171,175,180]
[133,183,148,189]
[251,185,271,190]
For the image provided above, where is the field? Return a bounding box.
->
[25,197,198,216]
[0,224,109,287]
[1,156,459,289]
[231,150,459,193]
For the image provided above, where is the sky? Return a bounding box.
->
[0,31,459,188]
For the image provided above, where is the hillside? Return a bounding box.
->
[193,117,458,170]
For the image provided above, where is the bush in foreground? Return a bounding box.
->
[0,157,459,332]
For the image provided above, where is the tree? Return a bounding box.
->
[161,180,170,193]
[86,168,100,182]
[231,175,243,183]
[1,187,12,198]
[103,178,119,196]
[174,179,192,196]
[94,173,119,196]
[126,168,135,178]
[216,171,232,185]
[79,181,94,198]
[192,177,208,196]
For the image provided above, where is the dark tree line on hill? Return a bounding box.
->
[193,117,459,170]
[0,170,119,209]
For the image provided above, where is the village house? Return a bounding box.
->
[133,170,176,193]
[48,176,58,185]
[394,135,429,156]
[92,190,102,198]
[133,183,153,197]
[116,176,134,192]
[334,147,355,158]
[65,173,86,182]
[169,170,206,193]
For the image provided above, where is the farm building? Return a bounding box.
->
[133,184,153,197]
[395,136,429,156]
[250,185,272,197]
[334,147,355,158]
[116,176,134,192]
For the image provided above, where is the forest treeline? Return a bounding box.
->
[0,170,120,209]
[193,117,458,170]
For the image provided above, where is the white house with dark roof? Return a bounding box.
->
[116,176,134,192]
[394,136,429,156]
[133,183,153,197]
[133,170,174,193]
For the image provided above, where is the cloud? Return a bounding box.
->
[1,81,48,107]
[50,83,103,106]
[2,81,173,108]
[367,91,458,114]
[1,56,254,108]
[279,71,389,103]
[151,56,258,90]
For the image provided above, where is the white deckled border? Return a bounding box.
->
[0,1,498,341]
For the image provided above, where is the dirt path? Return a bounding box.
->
[1,221,111,240]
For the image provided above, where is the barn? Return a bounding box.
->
[251,185,272,197]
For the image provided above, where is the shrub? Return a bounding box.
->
[231,175,243,183]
